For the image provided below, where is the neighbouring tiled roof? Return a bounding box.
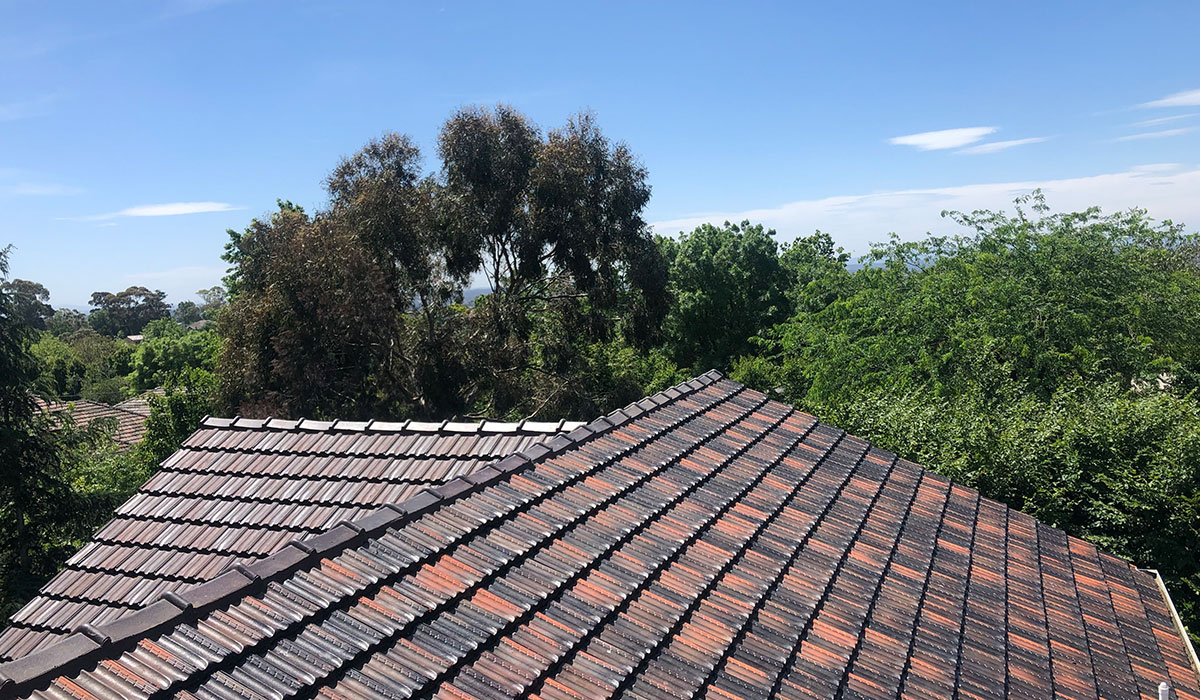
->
[40,398,150,448]
[0,417,581,663]
[2,372,1198,700]
[114,389,167,418]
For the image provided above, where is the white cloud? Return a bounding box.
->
[69,201,244,221]
[651,165,1200,253]
[957,137,1049,155]
[1140,89,1200,109]
[888,127,997,151]
[1115,127,1196,142]
[1132,114,1196,128]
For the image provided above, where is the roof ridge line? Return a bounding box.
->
[0,370,729,695]
[198,416,588,434]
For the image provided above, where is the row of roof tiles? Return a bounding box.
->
[0,414,581,662]
[0,371,1197,700]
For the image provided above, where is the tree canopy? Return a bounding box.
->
[88,286,170,337]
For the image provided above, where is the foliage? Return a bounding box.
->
[0,247,111,621]
[174,300,202,325]
[30,334,85,397]
[129,328,219,392]
[0,279,53,330]
[196,286,226,319]
[659,221,788,372]
[88,286,170,337]
[219,205,403,418]
[773,198,1200,407]
[220,107,667,420]
[45,308,87,336]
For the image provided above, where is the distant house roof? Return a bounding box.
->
[125,335,143,343]
[113,388,166,418]
[2,373,1197,699]
[38,398,151,449]
[0,417,581,662]
[186,319,214,331]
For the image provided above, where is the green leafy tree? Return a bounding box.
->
[30,334,85,398]
[129,329,219,392]
[88,286,171,337]
[219,205,403,418]
[173,301,202,326]
[62,329,134,402]
[660,220,788,372]
[0,279,53,330]
[196,286,226,319]
[438,107,667,416]
[0,247,97,619]
[46,308,87,337]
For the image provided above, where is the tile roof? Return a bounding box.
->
[40,399,150,449]
[0,417,581,663]
[114,389,167,418]
[2,372,1198,700]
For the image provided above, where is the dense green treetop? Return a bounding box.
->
[0,279,53,330]
[88,286,170,337]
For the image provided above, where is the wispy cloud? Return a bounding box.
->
[651,165,1200,252]
[1132,114,1196,128]
[1115,127,1196,142]
[888,127,997,151]
[67,201,244,221]
[1140,89,1200,109]
[957,137,1049,155]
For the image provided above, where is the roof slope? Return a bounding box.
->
[41,399,150,448]
[2,373,1198,699]
[0,418,580,662]
[114,389,167,418]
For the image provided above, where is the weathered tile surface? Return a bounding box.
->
[0,417,580,662]
[1,373,1196,700]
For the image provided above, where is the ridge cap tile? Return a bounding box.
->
[431,478,472,501]
[517,443,552,463]
[298,523,362,557]
[0,633,99,693]
[244,544,310,581]
[177,569,255,611]
[398,489,442,515]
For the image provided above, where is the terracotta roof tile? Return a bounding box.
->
[1,371,1196,699]
[0,418,581,662]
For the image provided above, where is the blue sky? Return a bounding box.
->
[3,1,1199,307]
